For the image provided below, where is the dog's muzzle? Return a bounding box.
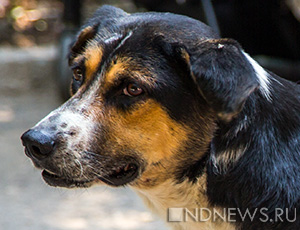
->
[21,124,141,188]
[20,123,101,188]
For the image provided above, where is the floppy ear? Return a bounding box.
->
[186,38,260,121]
[69,5,128,63]
[69,25,98,62]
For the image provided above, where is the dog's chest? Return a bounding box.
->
[133,178,237,230]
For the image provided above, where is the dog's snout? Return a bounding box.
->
[21,129,56,160]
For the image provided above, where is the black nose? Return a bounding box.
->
[21,129,56,160]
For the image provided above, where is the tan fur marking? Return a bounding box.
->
[78,26,93,40]
[84,45,103,80]
[72,55,84,64]
[107,99,189,164]
[181,49,190,64]
[69,26,97,65]
[104,58,130,87]
[103,58,156,90]
[134,176,236,230]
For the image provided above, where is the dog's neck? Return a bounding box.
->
[133,177,236,230]
[133,75,300,229]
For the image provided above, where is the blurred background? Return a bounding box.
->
[0,0,299,230]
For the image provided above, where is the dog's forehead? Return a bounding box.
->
[81,31,160,90]
[73,9,220,89]
[68,10,222,113]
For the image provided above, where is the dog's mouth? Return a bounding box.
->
[98,163,139,186]
[41,162,139,188]
[42,169,95,188]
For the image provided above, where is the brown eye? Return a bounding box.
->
[73,68,83,82]
[123,83,143,96]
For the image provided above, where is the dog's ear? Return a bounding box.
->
[69,5,128,63]
[184,39,260,121]
[89,5,128,23]
[69,25,98,61]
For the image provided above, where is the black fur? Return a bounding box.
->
[189,39,259,121]
[76,7,300,229]
[25,5,300,229]
[206,75,300,229]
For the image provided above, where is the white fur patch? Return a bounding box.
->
[217,43,224,49]
[33,99,96,159]
[243,52,272,101]
[104,33,123,44]
[213,146,248,173]
[61,111,94,155]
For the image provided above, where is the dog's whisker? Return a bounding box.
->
[85,165,103,175]
[83,150,98,156]
[73,160,91,181]
[62,157,67,168]
[93,172,115,185]
[84,165,115,184]
[83,150,107,159]
[74,159,84,178]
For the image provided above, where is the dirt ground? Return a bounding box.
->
[0,46,165,230]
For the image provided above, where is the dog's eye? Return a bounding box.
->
[73,68,83,82]
[123,83,144,97]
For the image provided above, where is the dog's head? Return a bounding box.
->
[21,6,262,189]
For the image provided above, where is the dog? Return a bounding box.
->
[21,5,300,230]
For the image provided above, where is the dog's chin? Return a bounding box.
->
[41,162,140,188]
[41,170,97,188]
